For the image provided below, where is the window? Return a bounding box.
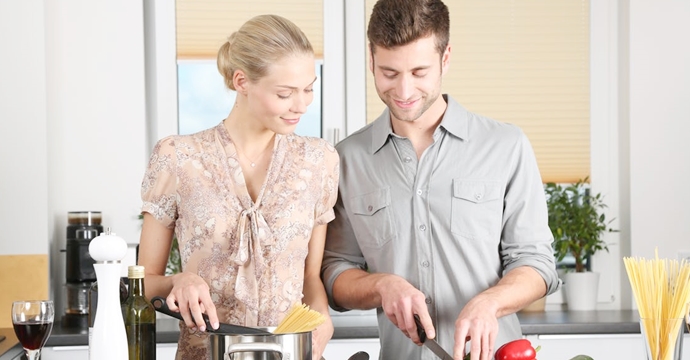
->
[364,0,590,183]
[174,0,326,138]
[177,60,323,137]
[147,0,620,308]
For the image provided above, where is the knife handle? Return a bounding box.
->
[413,314,427,342]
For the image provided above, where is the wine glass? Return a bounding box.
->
[11,300,54,360]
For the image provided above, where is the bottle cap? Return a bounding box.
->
[128,265,145,279]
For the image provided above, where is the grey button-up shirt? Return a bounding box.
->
[322,95,560,360]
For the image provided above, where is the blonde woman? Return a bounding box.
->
[138,14,338,359]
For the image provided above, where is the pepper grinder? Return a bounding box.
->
[88,228,128,360]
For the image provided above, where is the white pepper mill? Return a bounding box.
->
[88,228,128,360]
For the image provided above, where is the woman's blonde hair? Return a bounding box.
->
[217,14,313,91]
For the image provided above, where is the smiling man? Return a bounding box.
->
[321,1,560,360]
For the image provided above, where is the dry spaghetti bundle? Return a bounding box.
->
[624,250,690,360]
[273,303,326,334]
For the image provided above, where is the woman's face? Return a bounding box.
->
[244,53,317,135]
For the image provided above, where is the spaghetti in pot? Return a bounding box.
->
[624,249,690,360]
[273,303,326,334]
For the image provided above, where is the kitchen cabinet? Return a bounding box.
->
[524,333,690,360]
[41,340,372,360]
[42,345,88,360]
[42,343,178,360]
[323,338,380,360]
[156,343,178,359]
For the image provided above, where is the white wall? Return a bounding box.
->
[0,0,149,313]
[45,0,148,313]
[0,0,49,255]
[44,0,148,247]
[628,1,690,263]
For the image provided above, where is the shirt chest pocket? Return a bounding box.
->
[349,187,395,248]
[450,179,503,240]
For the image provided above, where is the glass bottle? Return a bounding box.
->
[123,265,156,360]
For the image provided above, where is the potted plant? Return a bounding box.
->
[544,177,615,311]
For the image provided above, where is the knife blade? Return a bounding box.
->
[414,314,454,360]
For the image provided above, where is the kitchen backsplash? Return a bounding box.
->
[0,254,48,327]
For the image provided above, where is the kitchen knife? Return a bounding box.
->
[151,296,273,335]
[414,314,454,360]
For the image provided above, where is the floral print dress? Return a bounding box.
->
[140,122,339,359]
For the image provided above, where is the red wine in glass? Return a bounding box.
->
[13,320,53,350]
[11,300,54,360]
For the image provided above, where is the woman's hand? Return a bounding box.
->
[311,316,334,360]
[166,271,219,332]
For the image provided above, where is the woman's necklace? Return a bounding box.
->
[234,139,273,168]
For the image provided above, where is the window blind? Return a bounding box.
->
[175,0,324,59]
[365,0,590,184]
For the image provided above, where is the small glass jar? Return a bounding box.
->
[67,211,102,225]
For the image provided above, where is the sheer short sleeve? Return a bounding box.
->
[140,136,178,228]
[314,141,340,226]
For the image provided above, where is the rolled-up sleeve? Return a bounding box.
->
[500,132,561,294]
[321,191,367,311]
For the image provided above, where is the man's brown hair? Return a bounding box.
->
[367,0,450,55]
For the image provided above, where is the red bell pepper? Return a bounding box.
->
[494,339,540,360]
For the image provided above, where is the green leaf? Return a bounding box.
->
[545,177,616,272]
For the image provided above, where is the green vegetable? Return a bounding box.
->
[569,356,594,360]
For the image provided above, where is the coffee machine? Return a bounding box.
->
[62,211,103,328]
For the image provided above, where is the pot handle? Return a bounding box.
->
[224,342,283,359]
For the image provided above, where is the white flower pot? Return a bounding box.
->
[563,271,599,311]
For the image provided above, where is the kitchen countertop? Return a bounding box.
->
[517,309,643,335]
[0,309,671,358]
[0,328,23,360]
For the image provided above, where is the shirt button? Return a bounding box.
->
[367,205,373,212]
[419,224,427,231]
[425,297,432,304]
[422,260,430,267]
[403,156,412,163]
[416,189,423,196]
[475,193,483,200]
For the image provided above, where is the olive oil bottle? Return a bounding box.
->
[123,265,156,360]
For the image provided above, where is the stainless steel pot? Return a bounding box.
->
[210,327,311,360]
[151,296,312,360]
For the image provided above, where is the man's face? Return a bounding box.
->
[370,35,450,123]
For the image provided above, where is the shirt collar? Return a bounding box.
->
[370,94,469,153]
[438,95,469,141]
[370,108,394,153]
